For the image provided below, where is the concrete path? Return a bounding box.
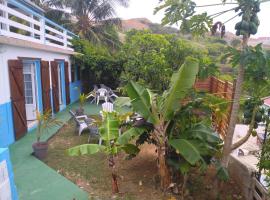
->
[9,103,101,200]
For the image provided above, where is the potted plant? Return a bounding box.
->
[32,110,62,160]
[76,93,87,115]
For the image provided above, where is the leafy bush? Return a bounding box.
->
[72,39,123,90]
[120,31,220,92]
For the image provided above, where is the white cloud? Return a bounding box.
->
[116,0,270,38]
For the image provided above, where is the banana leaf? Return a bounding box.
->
[169,138,202,165]
[117,127,145,145]
[67,144,105,156]
[162,57,199,120]
[126,81,157,124]
[99,112,120,141]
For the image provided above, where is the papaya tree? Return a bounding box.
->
[155,0,268,169]
[68,111,140,194]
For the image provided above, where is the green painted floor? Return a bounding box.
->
[9,103,101,200]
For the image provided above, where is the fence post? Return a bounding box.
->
[210,76,214,93]
[224,81,228,99]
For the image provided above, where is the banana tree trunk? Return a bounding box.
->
[158,146,171,190]
[109,155,119,194]
[221,35,249,168]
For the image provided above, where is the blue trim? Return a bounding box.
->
[60,61,66,107]
[7,0,77,37]
[70,81,81,103]
[0,148,18,200]
[35,61,43,113]
[0,102,15,148]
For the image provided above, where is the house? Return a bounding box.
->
[263,97,270,110]
[0,1,80,198]
[0,0,81,148]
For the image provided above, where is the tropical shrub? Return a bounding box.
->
[72,39,123,89]
[119,57,223,194]
[120,31,171,92]
[120,31,220,92]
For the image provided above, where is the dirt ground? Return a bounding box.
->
[44,120,244,200]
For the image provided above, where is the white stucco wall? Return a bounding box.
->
[0,44,71,105]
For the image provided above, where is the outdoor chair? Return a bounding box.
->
[69,110,92,136]
[96,88,108,104]
[85,118,102,145]
[100,84,118,102]
[86,85,99,103]
[102,102,114,112]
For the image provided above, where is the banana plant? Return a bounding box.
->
[68,111,143,194]
[125,57,200,190]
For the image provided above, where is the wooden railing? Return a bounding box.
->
[195,76,235,138]
[0,0,75,51]
[251,177,270,200]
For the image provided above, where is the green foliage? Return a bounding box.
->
[68,111,141,157]
[120,32,171,92]
[234,0,261,36]
[124,57,222,176]
[36,110,63,142]
[120,31,220,92]
[155,0,214,36]
[223,44,270,85]
[72,39,123,89]
[162,57,199,120]
[188,13,213,37]
[79,93,87,108]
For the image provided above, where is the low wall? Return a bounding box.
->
[0,102,15,148]
[228,155,255,199]
[0,148,18,200]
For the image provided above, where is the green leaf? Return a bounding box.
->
[126,81,157,124]
[169,138,202,165]
[162,57,199,120]
[216,165,230,182]
[117,127,145,145]
[121,144,140,155]
[179,161,192,175]
[114,97,131,107]
[99,112,120,141]
[186,124,222,144]
[67,144,105,156]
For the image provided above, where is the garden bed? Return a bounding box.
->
[44,119,244,200]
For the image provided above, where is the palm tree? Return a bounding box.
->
[31,0,129,47]
[64,0,129,47]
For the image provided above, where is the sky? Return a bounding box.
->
[116,0,270,38]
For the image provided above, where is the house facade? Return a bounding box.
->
[0,0,81,198]
[0,0,81,148]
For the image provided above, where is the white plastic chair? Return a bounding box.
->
[102,102,114,112]
[96,88,108,105]
[69,110,89,136]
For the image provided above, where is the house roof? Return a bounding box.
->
[263,97,270,107]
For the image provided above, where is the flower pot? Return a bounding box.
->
[32,142,48,160]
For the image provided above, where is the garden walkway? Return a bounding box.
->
[9,103,101,200]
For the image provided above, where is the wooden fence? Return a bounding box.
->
[251,177,270,200]
[194,76,235,138]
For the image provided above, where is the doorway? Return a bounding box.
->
[23,61,37,122]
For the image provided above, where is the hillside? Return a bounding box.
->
[121,18,179,34]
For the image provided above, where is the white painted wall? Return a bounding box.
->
[0,44,71,105]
